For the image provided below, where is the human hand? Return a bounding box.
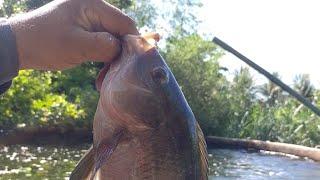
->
[9,0,139,70]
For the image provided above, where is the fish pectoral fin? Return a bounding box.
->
[91,129,125,180]
[196,122,209,180]
[69,145,95,180]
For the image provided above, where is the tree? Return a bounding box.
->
[167,0,202,35]
[162,34,229,135]
[0,0,135,129]
[257,72,285,106]
[293,74,315,100]
[226,67,255,136]
[0,0,202,130]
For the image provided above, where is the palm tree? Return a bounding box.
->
[292,74,315,116]
[293,74,315,100]
[256,72,285,106]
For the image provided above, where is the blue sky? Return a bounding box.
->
[198,0,320,87]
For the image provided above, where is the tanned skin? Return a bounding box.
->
[8,0,139,70]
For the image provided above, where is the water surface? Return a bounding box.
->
[0,144,90,180]
[1,145,320,179]
[208,148,320,179]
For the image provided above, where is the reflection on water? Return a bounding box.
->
[0,144,90,180]
[1,145,320,179]
[208,148,320,179]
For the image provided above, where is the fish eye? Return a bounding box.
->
[151,67,169,85]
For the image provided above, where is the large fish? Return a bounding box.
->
[70,33,208,180]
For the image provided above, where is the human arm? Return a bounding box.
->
[0,0,139,94]
[9,0,139,70]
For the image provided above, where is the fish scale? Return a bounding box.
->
[134,131,185,179]
[70,33,208,180]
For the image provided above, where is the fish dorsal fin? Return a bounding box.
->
[69,145,95,180]
[142,32,160,47]
[124,32,160,54]
[196,122,209,180]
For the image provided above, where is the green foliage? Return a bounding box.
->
[108,0,133,10]
[237,75,320,146]
[162,34,320,147]
[1,0,320,148]
[0,70,87,128]
[125,0,157,29]
[165,0,202,35]
[0,0,138,130]
[0,0,26,17]
[163,34,229,135]
[225,68,255,136]
[294,74,315,100]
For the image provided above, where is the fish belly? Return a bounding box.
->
[96,132,189,180]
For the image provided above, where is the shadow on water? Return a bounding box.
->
[1,145,320,179]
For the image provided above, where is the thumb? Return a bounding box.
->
[73,31,121,62]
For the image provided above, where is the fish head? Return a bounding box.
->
[97,33,196,135]
[94,33,205,179]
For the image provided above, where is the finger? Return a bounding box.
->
[94,0,139,36]
[73,30,121,62]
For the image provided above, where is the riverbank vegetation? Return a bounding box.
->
[1,0,320,147]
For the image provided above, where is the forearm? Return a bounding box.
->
[0,19,19,94]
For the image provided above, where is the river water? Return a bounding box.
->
[0,145,320,179]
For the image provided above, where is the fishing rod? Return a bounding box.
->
[212,37,320,117]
